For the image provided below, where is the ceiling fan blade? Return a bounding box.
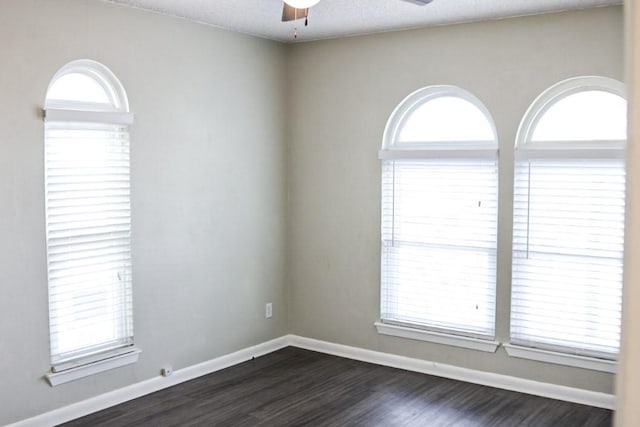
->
[282,3,309,22]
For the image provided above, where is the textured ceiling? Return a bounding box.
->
[105,0,622,43]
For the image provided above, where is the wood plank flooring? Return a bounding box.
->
[60,347,612,426]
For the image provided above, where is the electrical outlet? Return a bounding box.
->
[266,302,273,319]
[161,365,173,377]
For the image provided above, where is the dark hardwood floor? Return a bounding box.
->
[60,347,612,426]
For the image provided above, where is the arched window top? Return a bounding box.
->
[381,86,497,155]
[45,60,129,112]
[517,76,626,150]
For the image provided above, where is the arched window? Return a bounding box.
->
[44,60,137,385]
[509,76,626,367]
[377,86,499,349]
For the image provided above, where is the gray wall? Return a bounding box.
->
[287,7,623,394]
[0,1,625,424]
[0,1,288,424]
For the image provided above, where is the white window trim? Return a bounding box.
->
[382,85,499,152]
[46,347,142,387]
[503,344,616,373]
[379,147,498,160]
[375,322,499,353]
[514,146,624,160]
[516,75,626,148]
[46,59,129,112]
[510,75,626,361]
[379,85,499,342]
[44,59,138,381]
[44,108,134,125]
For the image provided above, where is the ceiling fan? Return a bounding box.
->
[281,0,434,24]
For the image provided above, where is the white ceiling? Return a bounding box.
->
[106,0,621,43]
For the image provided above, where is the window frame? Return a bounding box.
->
[507,76,626,372]
[43,60,139,386]
[45,60,129,112]
[516,76,626,154]
[380,85,499,157]
[377,85,500,352]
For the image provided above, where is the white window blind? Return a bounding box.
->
[510,77,626,359]
[44,60,135,371]
[511,158,624,357]
[380,86,498,339]
[381,158,498,337]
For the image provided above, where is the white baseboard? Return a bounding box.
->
[8,334,615,426]
[287,335,615,410]
[8,336,289,427]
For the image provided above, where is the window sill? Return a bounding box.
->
[374,322,499,353]
[45,347,142,386]
[503,344,616,373]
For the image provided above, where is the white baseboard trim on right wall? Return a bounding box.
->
[287,335,615,410]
